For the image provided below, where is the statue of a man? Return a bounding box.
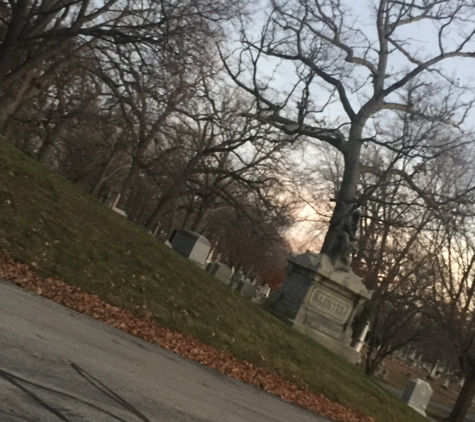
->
[331,208,361,265]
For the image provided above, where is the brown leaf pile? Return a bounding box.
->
[0,255,377,422]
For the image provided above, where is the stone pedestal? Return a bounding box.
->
[265,252,372,364]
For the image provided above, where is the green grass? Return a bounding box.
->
[0,139,426,422]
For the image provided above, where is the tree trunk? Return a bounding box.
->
[0,78,35,132]
[117,160,141,209]
[90,145,120,197]
[320,140,362,257]
[37,121,63,164]
[36,138,54,163]
[181,201,196,230]
[365,347,387,376]
[166,202,178,237]
[190,207,211,232]
[145,154,202,230]
[145,187,181,230]
[447,369,475,422]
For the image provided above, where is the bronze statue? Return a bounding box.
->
[331,208,361,266]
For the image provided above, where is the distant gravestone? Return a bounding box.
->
[401,379,433,417]
[169,230,211,268]
[428,361,439,379]
[237,282,258,299]
[112,207,127,217]
[251,284,272,304]
[206,262,232,284]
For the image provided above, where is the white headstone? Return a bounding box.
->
[206,262,232,284]
[112,206,127,217]
[169,230,211,268]
[429,361,439,379]
[401,379,433,417]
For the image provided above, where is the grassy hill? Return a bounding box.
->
[0,139,425,422]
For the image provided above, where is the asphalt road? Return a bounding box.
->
[0,280,331,422]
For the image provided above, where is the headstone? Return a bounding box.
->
[265,251,372,364]
[376,367,389,380]
[112,207,127,217]
[233,270,245,283]
[237,281,258,299]
[442,378,450,389]
[235,280,257,299]
[206,262,232,284]
[445,364,453,376]
[252,284,272,304]
[392,350,403,359]
[111,193,121,208]
[401,379,433,417]
[259,283,271,298]
[169,229,211,268]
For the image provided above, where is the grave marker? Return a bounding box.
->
[401,379,433,417]
[206,262,232,284]
[169,229,211,268]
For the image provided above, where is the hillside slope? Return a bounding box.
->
[0,140,425,422]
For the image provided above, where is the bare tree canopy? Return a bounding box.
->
[0,0,239,128]
[225,0,475,258]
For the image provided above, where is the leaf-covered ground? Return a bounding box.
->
[0,255,377,422]
[0,139,425,422]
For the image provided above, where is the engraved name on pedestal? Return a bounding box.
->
[308,286,352,324]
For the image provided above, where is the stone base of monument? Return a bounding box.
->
[265,252,372,364]
[292,320,362,363]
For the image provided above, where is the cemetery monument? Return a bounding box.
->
[265,209,372,363]
[169,229,211,269]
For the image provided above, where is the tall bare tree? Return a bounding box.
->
[225,0,475,261]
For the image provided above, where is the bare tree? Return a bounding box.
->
[142,77,296,231]
[224,0,475,261]
[204,194,293,281]
[286,117,475,375]
[429,213,475,422]
[0,0,239,131]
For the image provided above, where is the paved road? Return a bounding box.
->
[0,280,331,422]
